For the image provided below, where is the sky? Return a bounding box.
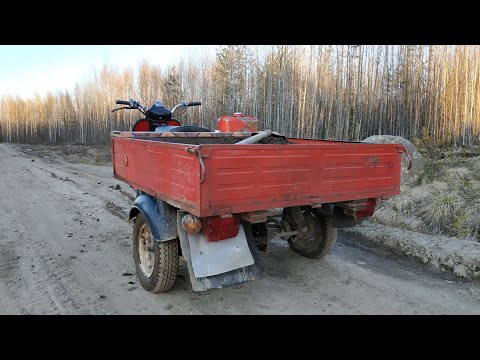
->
[0,45,219,98]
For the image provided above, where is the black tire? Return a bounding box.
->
[133,214,179,293]
[284,207,337,259]
[171,125,211,132]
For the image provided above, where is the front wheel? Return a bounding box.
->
[283,207,337,259]
[133,213,179,293]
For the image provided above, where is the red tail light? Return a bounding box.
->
[201,216,240,241]
[354,198,377,218]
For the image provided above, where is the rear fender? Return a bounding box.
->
[129,192,178,242]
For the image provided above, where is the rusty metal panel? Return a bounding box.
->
[239,211,270,223]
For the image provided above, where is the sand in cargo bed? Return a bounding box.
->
[148,136,292,145]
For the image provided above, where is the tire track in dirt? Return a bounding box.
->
[0,144,135,314]
[0,184,104,314]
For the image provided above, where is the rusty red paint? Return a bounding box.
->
[111,135,403,218]
[239,211,270,223]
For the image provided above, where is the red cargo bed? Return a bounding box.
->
[111,131,404,217]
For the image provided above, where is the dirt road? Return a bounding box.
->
[1,143,479,314]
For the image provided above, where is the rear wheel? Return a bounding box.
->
[133,214,179,293]
[283,207,337,259]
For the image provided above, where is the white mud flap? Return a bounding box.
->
[188,225,254,278]
[177,211,260,292]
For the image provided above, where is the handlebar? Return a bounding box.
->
[112,99,200,116]
[171,101,201,115]
[112,99,145,114]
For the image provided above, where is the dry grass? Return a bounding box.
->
[445,167,471,180]
[420,192,465,232]
[373,146,480,241]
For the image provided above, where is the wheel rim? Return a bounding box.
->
[138,222,155,278]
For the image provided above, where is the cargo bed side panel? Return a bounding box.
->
[112,135,402,217]
[112,138,201,214]
[202,144,400,216]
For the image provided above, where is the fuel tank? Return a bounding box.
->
[217,112,259,132]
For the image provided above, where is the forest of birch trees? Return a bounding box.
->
[1,45,479,146]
